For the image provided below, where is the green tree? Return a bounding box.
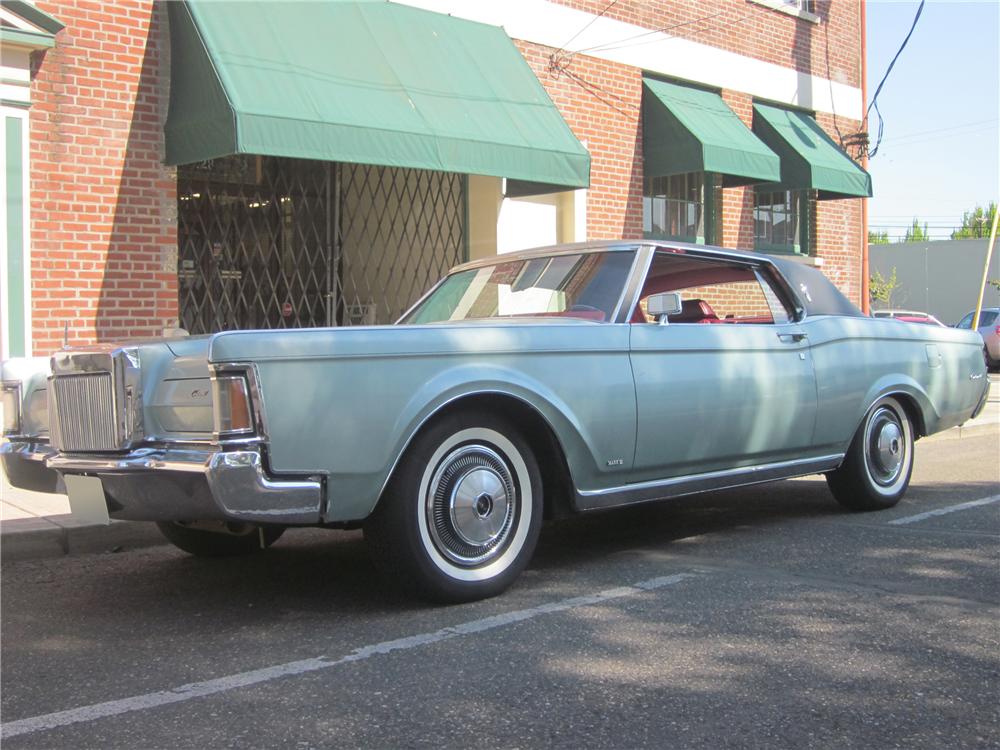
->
[951,202,997,239]
[868,229,890,244]
[903,219,929,242]
[870,267,899,309]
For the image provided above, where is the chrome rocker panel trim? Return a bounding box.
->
[3,441,322,525]
[575,454,845,511]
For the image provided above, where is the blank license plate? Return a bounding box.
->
[64,475,111,525]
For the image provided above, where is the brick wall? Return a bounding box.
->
[24,0,865,350]
[516,40,645,241]
[549,0,860,88]
[29,0,176,355]
[520,1,865,305]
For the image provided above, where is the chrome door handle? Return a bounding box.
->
[778,332,808,343]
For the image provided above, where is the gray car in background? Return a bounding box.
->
[957,308,1000,370]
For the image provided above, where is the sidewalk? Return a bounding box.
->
[2,376,997,562]
[1,476,163,561]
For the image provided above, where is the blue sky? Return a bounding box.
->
[865,0,999,240]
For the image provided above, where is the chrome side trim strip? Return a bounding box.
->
[574,454,845,511]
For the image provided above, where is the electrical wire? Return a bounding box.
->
[866,0,926,158]
[570,8,731,56]
[881,117,998,143]
[550,6,756,111]
[560,67,633,116]
[554,0,621,61]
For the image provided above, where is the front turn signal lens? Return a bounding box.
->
[2,382,22,436]
[212,375,254,437]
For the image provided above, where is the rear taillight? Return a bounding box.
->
[994,325,1000,336]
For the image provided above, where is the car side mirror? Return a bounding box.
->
[646,292,683,325]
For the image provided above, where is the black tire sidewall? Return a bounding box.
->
[828,395,914,511]
[156,521,284,557]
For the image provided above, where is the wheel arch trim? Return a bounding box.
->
[856,375,935,440]
[372,387,580,518]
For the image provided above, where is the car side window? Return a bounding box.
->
[633,251,792,325]
[957,313,974,329]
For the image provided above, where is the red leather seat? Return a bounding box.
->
[669,299,720,324]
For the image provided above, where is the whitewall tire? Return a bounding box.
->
[364,411,543,602]
[826,395,914,511]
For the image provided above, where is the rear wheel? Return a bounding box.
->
[157,520,284,557]
[364,411,543,603]
[826,395,914,511]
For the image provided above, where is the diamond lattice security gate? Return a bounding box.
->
[177,156,467,334]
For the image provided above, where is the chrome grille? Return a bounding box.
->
[51,374,119,452]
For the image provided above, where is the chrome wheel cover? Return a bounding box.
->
[425,444,518,566]
[864,405,906,487]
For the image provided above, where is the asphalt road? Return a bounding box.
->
[2,432,998,750]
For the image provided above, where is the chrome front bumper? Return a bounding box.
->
[0,441,323,524]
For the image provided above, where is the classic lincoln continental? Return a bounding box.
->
[1,241,991,601]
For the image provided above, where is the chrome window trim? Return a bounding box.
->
[401,245,644,327]
[616,245,656,324]
[626,244,808,325]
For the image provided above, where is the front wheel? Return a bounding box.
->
[157,520,284,557]
[826,395,914,511]
[364,411,543,603]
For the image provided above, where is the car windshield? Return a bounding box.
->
[958,311,999,328]
[401,250,637,324]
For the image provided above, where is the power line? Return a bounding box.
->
[550,6,756,109]
[559,67,632,117]
[571,8,730,56]
[881,117,998,143]
[877,125,999,150]
[866,0,926,159]
[554,0,621,60]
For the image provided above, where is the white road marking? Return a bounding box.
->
[888,494,1000,526]
[0,572,702,740]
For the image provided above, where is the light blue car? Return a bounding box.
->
[1,241,990,601]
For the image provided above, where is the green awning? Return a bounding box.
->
[0,0,64,49]
[642,78,780,187]
[165,1,590,190]
[753,103,872,200]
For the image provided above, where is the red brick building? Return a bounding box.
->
[1,0,870,357]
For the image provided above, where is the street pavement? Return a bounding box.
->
[1,428,997,749]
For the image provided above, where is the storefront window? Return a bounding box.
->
[643,172,719,244]
[754,188,809,254]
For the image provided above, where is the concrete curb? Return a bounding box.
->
[1,516,165,563]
